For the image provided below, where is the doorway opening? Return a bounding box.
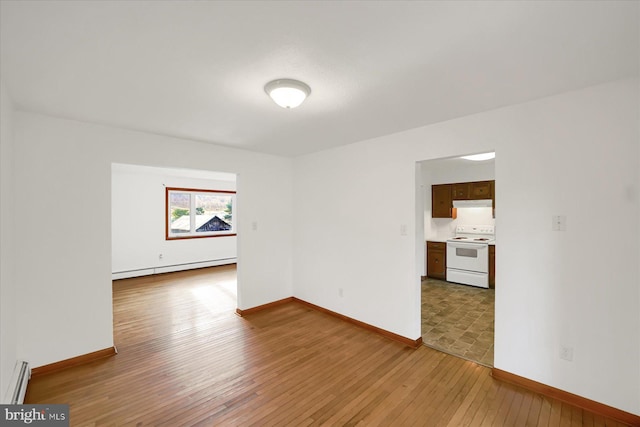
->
[111,163,239,344]
[417,153,496,366]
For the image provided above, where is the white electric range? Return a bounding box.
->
[446,225,495,288]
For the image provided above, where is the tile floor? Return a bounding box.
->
[421,277,495,366]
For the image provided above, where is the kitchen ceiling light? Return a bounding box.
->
[461,152,495,161]
[264,79,311,109]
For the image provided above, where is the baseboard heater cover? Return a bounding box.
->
[112,258,236,280]
[4,361,30,404]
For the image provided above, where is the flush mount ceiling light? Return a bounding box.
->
[461,152,495,161]
[264,79,311,109]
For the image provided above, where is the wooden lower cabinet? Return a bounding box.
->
[426,241,447,280]
[489,245,495,288]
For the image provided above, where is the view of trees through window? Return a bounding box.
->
[167,188,235,239]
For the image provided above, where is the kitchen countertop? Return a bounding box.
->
[426,238,495,245]
[426,238,448,243]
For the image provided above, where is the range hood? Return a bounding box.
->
[453,199,493,208]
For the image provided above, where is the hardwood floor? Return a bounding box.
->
[25,266,630,426]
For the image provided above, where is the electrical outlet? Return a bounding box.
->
[338,288,343,298]
[400,224,407,236]
[159,253,163,260]
[252,221,258,231]
[559,345,573,361]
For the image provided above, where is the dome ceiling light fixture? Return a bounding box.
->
[264,79,311,109]
[461,152,495,161]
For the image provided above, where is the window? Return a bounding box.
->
[166,187,236,240]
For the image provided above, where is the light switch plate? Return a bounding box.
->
[552,215,567,231]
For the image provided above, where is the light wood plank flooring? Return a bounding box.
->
[25,266,629,426]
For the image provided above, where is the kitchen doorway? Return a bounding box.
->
[418,153,496,367]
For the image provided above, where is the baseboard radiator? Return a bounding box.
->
[5,361,30,404]
[112,258,237,280]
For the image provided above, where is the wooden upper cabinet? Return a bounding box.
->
[452,181,493,200]
[470,181,492,199]
[452,183,470,200]
[432,180,494,218]
[431,184,455,218]
[491,181,495,214]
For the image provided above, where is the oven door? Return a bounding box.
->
[446,241,488,273]
[446,268,488,288]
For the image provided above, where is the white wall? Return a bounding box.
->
[112,164,237,278]
[293,78,639,415]
[425,159,495,185]
[0,81,17,401]
[13,113,293,368]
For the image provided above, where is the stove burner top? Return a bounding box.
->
[447,236,495,243]
[446,225,495,244]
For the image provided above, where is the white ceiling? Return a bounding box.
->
[1,1,638,157]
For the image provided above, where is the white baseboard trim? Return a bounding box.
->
[112,258,236,280]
